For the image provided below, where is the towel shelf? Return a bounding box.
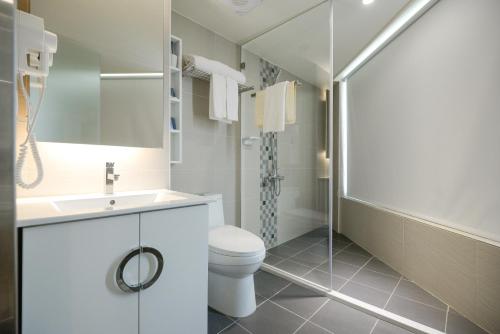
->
[183,64,254,94]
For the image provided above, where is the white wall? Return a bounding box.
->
[16,122,170,198]
[240,49,261,236]
[346,0,500,242]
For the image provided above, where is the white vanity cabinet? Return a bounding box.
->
[22,205,208,334]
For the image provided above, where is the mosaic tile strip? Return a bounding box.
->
[259,58,281,248]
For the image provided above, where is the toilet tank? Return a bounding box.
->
[203,194,225,229]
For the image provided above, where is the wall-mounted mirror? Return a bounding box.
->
[28,0,165,148]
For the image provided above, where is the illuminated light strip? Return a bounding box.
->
[334,0,438,81]
[340,80,348,196]
[100,73,163,79]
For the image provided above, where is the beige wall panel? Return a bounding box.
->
[475,242,500,334]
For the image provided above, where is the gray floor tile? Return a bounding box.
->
[365,258,401,278]
[270,284,327,318]
[371,320,413,334]
[334,251,371,267]
[318,260,360,279]
[263,253,283,265]
[237,299,304,334]
[274,259,312,276]
[305,227,329,238]
[267,245,301,258]
[296,235,327,245]
[332,239,351,251]
[315,238,331,248]
[220,323,252,334]
[385,296,446,331]
[262,227,457,334]
[340,281,391,308]
[394,279,446,310]
[254,271,290,298]
[284,237,315,250]
[291,251,327,267]
[311,300,377,334]
[255,294,266,307]
[303,270,347,290]
[332,232,351,243]
[208,307,234,334]
[343,243,372,257]
[307,244,330,258]
[446,309,488,334]
[296,322,332,334]
[351,268,400,293]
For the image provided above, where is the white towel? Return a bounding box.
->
[263,81,288,133]
[184,54,246,84]
[255,90,265,128]
[209,73,227,122]
[226,77,238,122]
[285,81,296,124]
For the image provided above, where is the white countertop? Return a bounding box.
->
[17,189,213,228]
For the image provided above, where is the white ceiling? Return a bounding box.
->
[172,0,327,45]
[173,0,411,88]
[33,0,411,85]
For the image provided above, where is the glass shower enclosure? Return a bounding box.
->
[239,0,334,290]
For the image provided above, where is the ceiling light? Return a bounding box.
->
[222,0,263,15]
[362,0,375,5]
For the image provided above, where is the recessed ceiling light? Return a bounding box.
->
[222,0,263,15]
[362,0,375,5]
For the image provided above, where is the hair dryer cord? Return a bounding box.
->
[15,73,45,189]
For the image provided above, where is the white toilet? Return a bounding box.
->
[206,194,265,317]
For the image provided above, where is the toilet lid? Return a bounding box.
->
[209,226,265,257]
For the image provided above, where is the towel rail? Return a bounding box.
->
[183,64,254,94]
[250,80,302,98]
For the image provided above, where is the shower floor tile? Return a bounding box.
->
[339,281,392,308]
[262,227,486,333]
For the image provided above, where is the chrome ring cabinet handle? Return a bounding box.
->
[139,247,164,290]
[116,246,164,293]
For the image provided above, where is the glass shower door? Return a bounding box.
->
[240,13,333,288]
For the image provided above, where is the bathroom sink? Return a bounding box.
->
[16,189,211,227]
[51,191,187,213]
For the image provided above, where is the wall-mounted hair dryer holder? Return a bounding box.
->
[15,10,58,189]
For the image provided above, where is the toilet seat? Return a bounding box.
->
[209,226,265,266]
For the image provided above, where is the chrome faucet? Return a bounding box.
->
[105,162,120,195]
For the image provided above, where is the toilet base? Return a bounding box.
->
[208,270,257,318]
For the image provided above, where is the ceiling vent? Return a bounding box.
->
[222,0,263,15]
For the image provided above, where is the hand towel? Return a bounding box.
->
[263,81,288,133]
[285,81,296,124]
[255,90,265,128]
[226,77,239,122]
[209,73,227,121]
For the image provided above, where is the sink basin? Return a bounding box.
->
[51,191,187,213]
